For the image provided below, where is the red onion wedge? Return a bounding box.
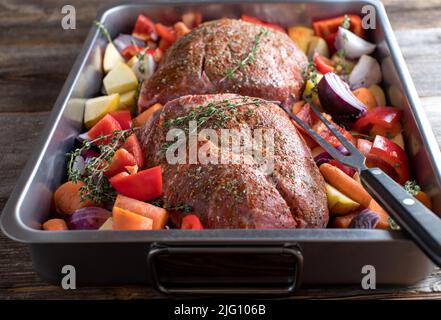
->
[113,34,145,54]
[68,207,112,230]
[335,27,376,59]
[349,209,380,229]
[318,72,367,127]
[349,55,382,89]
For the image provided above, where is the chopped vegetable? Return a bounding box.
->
[68,207,112,230]
[369,135,410,184]
[121,45,145,60]
[352,87,377,111]
[119,90,137,115]
[105,148,137,177]
[325,183,360,215]
[352,107,402,133]
[317,72,367,127]
[103,62,138,95]
[331,211,359,228]
[370,122,402,139]
[174,21,191,38]
[132,14,158,41]
[367,199,389,229]
[368,84,387,106]
[103,43,125,73]
[113,34,145,53]
[155,23,178,44]
[313,15,365,39]
[329,159,356,177]
[132,51,156,81]
[349,55,382,89]
[357,138,397,178]
[241,15,286,33]
[114,194,169,229]
[287,26,314,53]
[42,219,68,231]
[122,134,144,169]
[348,209,379,229]
[87,114,122,145]
[307,36,329,58]
[109,110,132,130]
[84,94,120,129]
[404,180,432,209]
[319,163,372,208]
[99,217,113,230]
[54,181,97,215]
[314,54,335,74]
[112,206,153,230]
[334,27,376,59]
[181,214,204,229]
[109,166,162,201]
[133,103,163,127]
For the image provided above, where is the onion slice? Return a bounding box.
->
[318,72,367,127]
[68,207,112,230]
[349,209,380,229]
[349,55,382,89]
[334,27,376,59]
[113,34,145,53]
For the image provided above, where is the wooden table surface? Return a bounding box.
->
[1,0,441,299]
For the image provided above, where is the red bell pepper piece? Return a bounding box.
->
[109,110,132,130]
[240,15,286,33]
[110,166,162,201]
[132,14,158,41]
[314,113,354,148]
[123,134,144,169]
[369,135,410,185]
[105,148,137,178]
[314,54,335,74]
[121,45,145,60]
[312,15,365,39]
[352,107,402,133]
[181,214,203,230]
[88,114,122,145]
[357,139,396,179]
[155,23,177,44]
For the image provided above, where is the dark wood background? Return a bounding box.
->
[1,0,441,299]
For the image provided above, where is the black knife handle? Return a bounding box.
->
[360,167,441,267]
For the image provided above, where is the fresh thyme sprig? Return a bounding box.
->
[404,180,421,197]
[341,14,351,29]
[94,20,113,44]
[221,28,269,82]
[67,128,134,203]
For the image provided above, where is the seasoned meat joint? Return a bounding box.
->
[138,19,308,112]
[139,94,329,228]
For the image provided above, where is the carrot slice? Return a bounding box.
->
[114,194,168,229]
[54,181,97,215]
[319,163,372,208]
[352,88,377,111]
[416,191,432,210]
[42,218,68,231]
[112,206,153,230]
[133,103,163,127]
[331,211,359,228]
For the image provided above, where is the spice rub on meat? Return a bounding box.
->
[139,94,329,228]
[138,19,308,112]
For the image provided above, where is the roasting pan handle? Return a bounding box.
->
[147,243,303,295]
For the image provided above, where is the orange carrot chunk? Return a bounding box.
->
[112,206,153,230]
[416,191,432,210]
[54,181,97,215]
[114,194,168,229]
[352,88,377,111]
[319,163,372,208]
[42,218,68,231]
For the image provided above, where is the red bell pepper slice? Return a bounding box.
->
[109,110,132,130]
[88,114,122,145]
[105,148,137,177]
[181,214,204,230]
[352,107,402,133]
[324,32,338,54]
[240,15,286,33]
[314,54,335,74]
[357,139,396,178]
[155,23,178,44]
[132,14,158,41]
[312,15,365,39]
[109,166,162,201]
[369,135,410,185]
[121,45,145,60]
[329,159,355,177]
[123,134,144,169]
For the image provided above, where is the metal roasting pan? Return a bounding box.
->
[2,0,441,295]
